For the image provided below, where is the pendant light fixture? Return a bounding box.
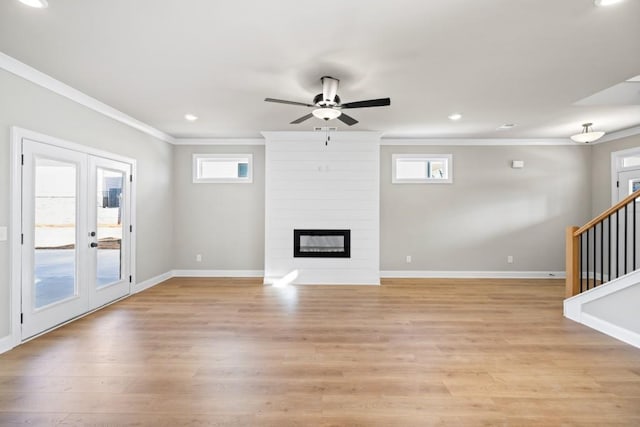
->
[570,123,605,143]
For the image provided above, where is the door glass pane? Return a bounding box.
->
[96,168,124,287]
[34,158,77,308]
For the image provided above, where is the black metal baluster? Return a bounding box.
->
[586,228,590,290]
[600,220,604,286]
[634,199,637,271]
[616,211,619,279]
[579,233,583,292]
[625,204,628,275]
[593,225,597,290]
[608,215,611,284]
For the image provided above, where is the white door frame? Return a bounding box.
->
[611,146,640,205]
[9,126,137,347]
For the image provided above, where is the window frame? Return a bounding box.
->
[192,153,253,184]
[391,153,453,184]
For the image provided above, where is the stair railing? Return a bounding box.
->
[566,189,640,298]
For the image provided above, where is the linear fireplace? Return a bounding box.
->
[293,229,351,258]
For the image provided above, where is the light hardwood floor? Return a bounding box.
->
[1,278,639,426]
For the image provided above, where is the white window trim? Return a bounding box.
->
[392,153,453,184]
[192,153,253,184]
[611,147,640,205]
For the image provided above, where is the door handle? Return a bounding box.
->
[90,242,98,248]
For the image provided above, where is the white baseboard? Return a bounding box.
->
[0,334,15,355]
[132,270,174,294]
[172,269,264,278]
[581,312,640,349]
[380,270,565,279]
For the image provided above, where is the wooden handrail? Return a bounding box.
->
[575,189,640,236]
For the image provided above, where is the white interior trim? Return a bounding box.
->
[172,269,264,278]
[381,138,576,146]
[174,138,265,146]
[381,270,565,279]
[3,52,639,147]
[610,146,640,205]
[132,270,173,294]
[179,136,580,146]
[597,125,640,145]
[564,269,640,317]
[9,127,22,348]
[0,52,174,144]
[580,312,640,349]
[0,334,13,355]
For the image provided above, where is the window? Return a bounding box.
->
[392,154,452,183]
[193,154,253,183]
[622,155,640,168]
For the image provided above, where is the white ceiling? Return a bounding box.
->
[1,0,639,140]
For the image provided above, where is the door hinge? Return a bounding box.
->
[617,181,620,188]
[21,233,24,245]
[21,154,24,165]
[129,275,132,283]
[20,313,23,324]
[129,225,133,233]
[130,174,133,182]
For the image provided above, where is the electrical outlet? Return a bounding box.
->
[196,254,202,262]
[507,255,514,264]
[406,255,412,263]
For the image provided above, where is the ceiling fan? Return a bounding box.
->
[264,76,391,126]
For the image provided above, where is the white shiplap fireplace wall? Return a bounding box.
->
[263,131,381,285]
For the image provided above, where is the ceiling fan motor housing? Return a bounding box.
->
[313,93,340,107]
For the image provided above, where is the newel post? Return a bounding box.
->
[565,226,580,298]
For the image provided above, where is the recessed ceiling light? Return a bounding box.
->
[448,113,462,121]
[17,0,48,8]
[498,123,517,130]
[627,75,640,82]
[184,113,198,122]
[594,0,625,6]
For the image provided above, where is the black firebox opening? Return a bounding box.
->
[293,229,351,258]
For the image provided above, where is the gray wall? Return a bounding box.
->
[380,145,592,271]
[0,69,174,338]
[591,134,640,216]
[584,283,640,335]
[172,145,265,270]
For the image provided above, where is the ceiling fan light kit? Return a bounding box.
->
[570,123,605,143]
[313,108,342,121]
[265,76,390,127]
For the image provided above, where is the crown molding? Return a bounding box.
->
[380,137,575,146]
[595,125,640,145]
[173,137,265,146]
[0,51,175,144]
[4,51,639,147]
[262,131,383,142]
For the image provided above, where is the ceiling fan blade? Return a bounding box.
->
[337,112,358,126]
[290,113,314,124]
[341,97,391,109]
[265,98,314,107]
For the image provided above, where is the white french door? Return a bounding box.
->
[21,139,132,339]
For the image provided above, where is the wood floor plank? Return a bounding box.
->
[0,277,639,425]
